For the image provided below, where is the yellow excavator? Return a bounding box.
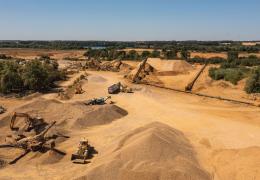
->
[10,112,45,132]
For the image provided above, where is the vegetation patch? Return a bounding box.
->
[245,67,260,93]
[209,67,248,85]
[0,59,65,94]
[208,52,260,93]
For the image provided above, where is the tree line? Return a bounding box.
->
[83,48,190,60]
[208,52,260,93]
[0,40,259,52]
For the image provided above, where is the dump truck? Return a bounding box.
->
[108,82,133,94]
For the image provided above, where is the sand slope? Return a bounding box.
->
[76,122,211,180]
[147,58,194,75]
[211,146,260,180]
[0,98,128,131]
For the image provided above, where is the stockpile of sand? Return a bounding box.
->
[0,98,127,130]
[100,60,122,72]
[73,104,128,129]
[127,62,163,86]
[38,151,65,165]
[0,98,128,165]
[85,59,101,70]
[119,63,134,75]
[87,75,107,83]
[211,146,260,180]
[76,122,211,180]
[147,58,194,76]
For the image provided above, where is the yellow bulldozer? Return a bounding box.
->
[71,138,94,164]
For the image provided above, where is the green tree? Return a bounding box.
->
[0,62,23,93]
[245,67,260,93]
[116,51,126,60]
[180,50,190,60]
[127,50,139,60]
[22,60,49,91]
[162,49,177,59]
[151,50,160,58]
[141,51,151,59]
[227,51,238,62]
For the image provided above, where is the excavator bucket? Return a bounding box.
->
[0,106,6,114]
[71,153,88,164]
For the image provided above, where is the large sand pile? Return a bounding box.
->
[127,62,163,86]
[211,146,260,180]
[76,122,211,180]
[100,60,122,72]
[147,58,194,76]
[87,75,107,83]
[0,98,127,131]
[36,150,65,165]
[73,104,128,129]
[119,62,134,75]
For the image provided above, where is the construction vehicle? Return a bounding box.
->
[108,82,121,94]
[120,84,133,93]
[100,60,122,72]
[85,96,111,105]
[71,138,92,164]
[0,106,6,114]
[75,84,84,94]
[10,112,46,132]
[185,63,208,91]
[108,82,133,94]
[0,121,67,164]
[132,58,148,83]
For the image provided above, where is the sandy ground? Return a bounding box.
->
[239,52,260,58]
[0,51,260,179]
[0,68,260,179]
[190,52,228,59]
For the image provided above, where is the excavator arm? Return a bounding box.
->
[10,112,32,131]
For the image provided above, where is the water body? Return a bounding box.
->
[84,46,106,50]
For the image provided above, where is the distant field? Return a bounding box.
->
[239,52,260,58]
[0,48,86,60]
[190,52,228,59]
[122,48,159,52]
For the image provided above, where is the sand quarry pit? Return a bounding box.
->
[0,56,260,179]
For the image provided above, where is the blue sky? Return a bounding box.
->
[0,0,259,41]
